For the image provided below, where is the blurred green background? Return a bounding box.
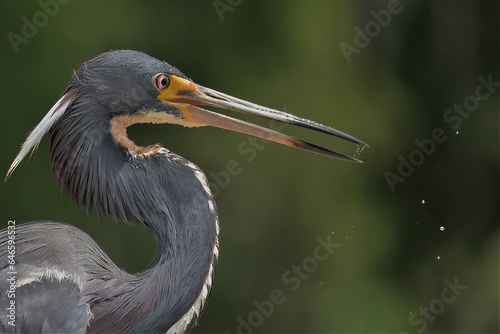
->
[0,1,498,333]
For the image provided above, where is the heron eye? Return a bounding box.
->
[155,74,170,90]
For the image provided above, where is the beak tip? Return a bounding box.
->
[355,138,369,148]
[351,157,363,164]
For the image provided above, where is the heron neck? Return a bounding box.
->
[111,149,219,332]
[49,115,219,332]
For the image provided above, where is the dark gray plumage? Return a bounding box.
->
[2,51,217,333]
[1,50,366,333]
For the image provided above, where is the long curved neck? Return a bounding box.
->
[49,111,219,333]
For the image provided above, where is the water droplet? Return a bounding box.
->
[354,144,365,159]
[456,130,459,134]
[437,255,441,260]
[421,199,425,204]
[439,226,445,231]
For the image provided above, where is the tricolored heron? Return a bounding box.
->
[0,50,366,333]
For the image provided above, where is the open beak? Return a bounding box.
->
[158,75,368,163]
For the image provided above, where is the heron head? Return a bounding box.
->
[6,50,367,180]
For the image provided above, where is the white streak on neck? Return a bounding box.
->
[166,161,219,334]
